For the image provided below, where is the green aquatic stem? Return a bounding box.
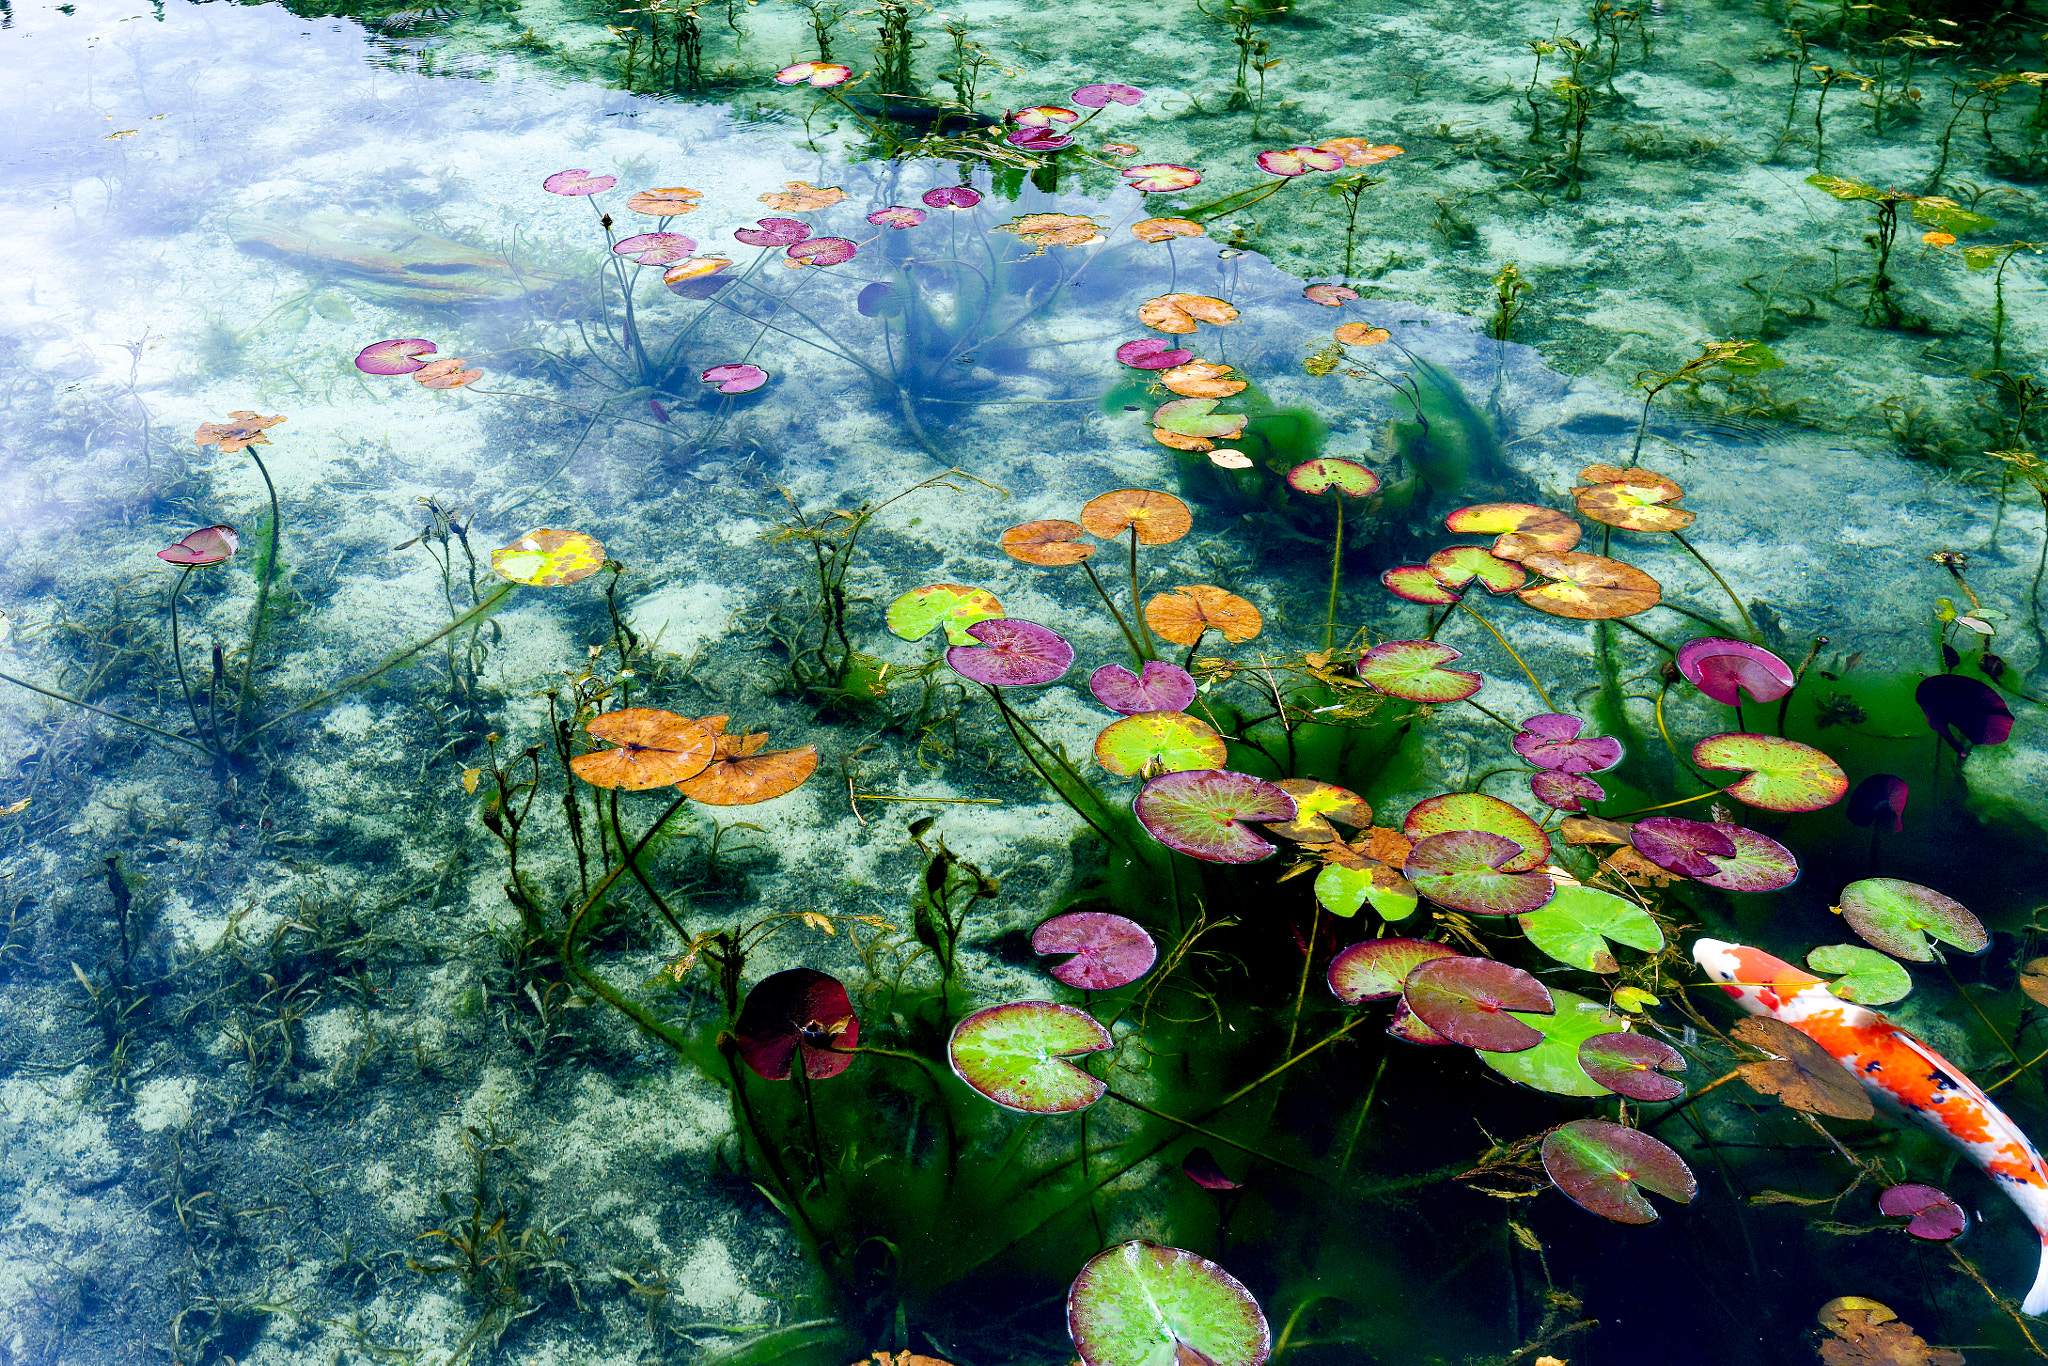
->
[1321,496,1344,651]
[1456,600,1556,711]
[1126,526,1160,662]
[0,670,212,752]
[1081,559,1149,664]
[1669,531,1758,642]
[984,686,1137,858]
[1099,1087,1324,1182]
[167,565,212,750]
[234,446,283,734]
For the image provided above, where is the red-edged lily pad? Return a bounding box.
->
[1387,998,1457,1045]
[1067,1242,1270,1366]
[1381,565,1462,605]
[1519,885,1663,973]
[948,1001,1110,1113]
[1428,545,1527,594]
[886,584,1004,646]
[1404,956,1554,1051]
[1095,711,1228,778]
[1879,1184,1968,1241]
[1286,458,1380,498]
[1837,878,1987,961]
[1513,713,1623,773]
[1406,830,1555,917]
[1542,1119,1696,1225]
[1327,937,1459,1003]
[1691,825,1799,893]
[733,969,859,1081]
[1531,771,1606,811]
[1032,912,1158,990]
[1629,817,1736,878]
[1090,661,1198,715]
[1268,779,1371,844]
[1133,770,1295,864]
[1358,640,1483,703]
[946,618,1075,687]
[1677,637,1797,706]
[1402,792,1549,872]
[1693,733,1848,812]
[1578,1033,1687,1101]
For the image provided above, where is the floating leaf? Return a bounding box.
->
[787,236,858,266]
[676,734,820,805]
[1694,732,1848,812]
[1152,398,1249,451]
[1542,1119,1696,1225]
[1847,774,1910,832]
[1403,955,1553,1051]
[1530,771,1605,811]
[1578,1033,1687,1101]
[1268,779,1371,844]
[2021,958,2048,1007]
[1380,565,1461,605]
[867,205,928,229]
[1286,458,1381,498]
[1139,293,1241,334]
[1427,545,1526,594]
[1513,713,1623,773]
[1406,830,1554,917]
[413,357,483,389]
[1481,989,1625,1096]
[1090,661,1198,715]
[1067,1241,1269,1366]
[613,231,697,264]
[1257,145,1344,175]
[1313,860,1419,920]
[1878,1184,1967,1241]
[1158,360,1247,399]
[1444,503,1583,560]
[1319,137,1404,165]
[1734,1015,1874,1120]
[1573,467,1695,533]
[1520,884,1663,972]
[1629,817,1735,878]
[1011,104,1080,127]
[1131,217,1204,242]
[1145,585,1263,646]
[1122,164,1204,193]
[1917,673,2015,754]
[1182,1148,1242,1190]
[1081,489,1192,545]
[949,1001,1110,1112]
[759,181,848,211]
[946,618,1075,688]
[1837,878,1987,961]
[1032,912,1158,990]
[1327,937,1459,1003]
[922,186,982,209]
[1133,769,1295,864]
[733,969,858,1080]
[627,186,701,215]
[571,709,719,790]
[1001,519,1095,567]
[1357,639,1483,703]
[1118,338,1196,370]
[543,168,615,195]
[996,213,1102,253]
[158,525,239,566]
[1072,82,1146,107]
[1401,792,1549,872]
[1816,1298,1965,1366]
[772,60,853,85]
[1095,711,1229,778]
[1517,550,1662,619]
[701,362,768,394]
[1387,998,1456,1045]
[491,528,606,586]
[1209,449,1253,470]
[1689,823,1799,893]
[1303,284,1359,306]
[886,584,1004,647]
[354,337,436,374]
[1332,322,1391,346]
[1807,944,1913,1005]
[1676,637,1797,706]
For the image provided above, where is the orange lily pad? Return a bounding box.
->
[628,187,702,216]
[1573,466,1695,533]
[997,212,1104,254]
[1318,137,1405,166]
[676,734,820,805]
[759,181,848,211]
[1445,503,1583,561]
[1139,293,1240,334]
[1158,360,1247,399]
[1145,585,1263,646]
[1002,520,1095,566]
[1333,323,1391,346]
[1516,552,1662,620]
[1081,489,1192,545]
[1132,217,1205,242]
[570,709,720,790]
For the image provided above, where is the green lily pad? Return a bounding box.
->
[1381,564,1462,605]
[1519,884,1664,973]
[947,1001,1110,1113]
[1357,639,1484,703]
[1405,830,1555,917]
[1427,545,1527,594]
[1286,457,1381,498]
[1402,791,1550,872]
[1066,1241,1271,1366]
[1542,1118,1696,1225]
[1479,989,1624,1097]
[1153,397,1249,446]
[1692,732,1848,813]
[1313,861,1420,920]
[1327,937,1459,1002]
[1837,878,1988,962]
[1806,943,1914,1005]
[885,583,1004,646]
[1269,779,1371,844]
[1094,711,1229,778]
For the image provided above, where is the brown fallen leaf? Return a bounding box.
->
[2020,957,2048,1008]
[1734,1017,1874,1121]
[1817,1297,1964,1366]
[1600,845,1677,888]
[1562,814,1634,846]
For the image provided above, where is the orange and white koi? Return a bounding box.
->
[1695,937,2048,1314]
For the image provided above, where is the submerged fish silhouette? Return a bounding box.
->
[1695,937,2048,1314]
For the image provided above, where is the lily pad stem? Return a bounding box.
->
[1611,783,1739,818]
[1457,601,1555,711]
[1080,560,1147,664]
[1670,531,1758,642]
[0,671,211,752]
[235,446,283,734]
[1322,497,1343,652]
[1099,1088,1324,1181]
[167,565,212,750]
[1127,526,1159,661]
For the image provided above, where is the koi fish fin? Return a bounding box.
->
[1891,1028,2002,1112]
[2025,1239,2048,1317]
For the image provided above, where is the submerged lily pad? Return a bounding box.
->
[1066,1241,1270,1366]
[1677,637,1797,706]
[1578,1033,1687,1101]
[1878,1184,1968,1241]
[1404,956,1554,1051]
[1327,937,1459,1003]
[1837,878,1987,961]
[491,528,606,586]
[734,969,859,1081]
[1806,944,1914,1005]
[1095,711,1229,778]
[1090,661,1198,716]
[1134,770,1295,864]
[1693,732,1848,812]
[1402,792,1550,872]
[948,1001,1110,1113]
[1480,989,1625,1096]
[1847,774,1910,832]
[1519,885,1663,972]
[946,618,1075,687]
[1406,831,1555,917]
[1357,640,1483,703]
[1542,1119,1696,1225]
[886,584,1004,646]
[1032,913,1158,990]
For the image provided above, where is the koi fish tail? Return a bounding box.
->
[2026,1237,2048,1317]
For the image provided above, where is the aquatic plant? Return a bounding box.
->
[1806,173,1997,327]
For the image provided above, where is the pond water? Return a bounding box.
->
[1,0,2046,1362]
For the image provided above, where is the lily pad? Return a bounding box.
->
[1837,878,1987,961]
[1380,565,1462,605]
[1405,830,1555,917]
[1513,713,1623,773]
[947,1001,1110,1113]
[1847,774,1910,832]
[1878,1184,1967,1241]
[1806,944,1914,1005]
[1137,293,1241,334]
[1530,772,1605,811]
[1001,519,1095,567]
[1572,466,1695,533]
[491,528,606,586]
[1629,817,1735,878]
[1676,637,1797,706]
[1519,885,1663,972]
[1402,792,1550,872]
[886,584,1004,646]
[1312,860,1419,920]
[1516,551,1662,620]
[1693,732,1848,812]
[1387,999,1456,1045]
[733,969,859,1081]
[1182,1148,1242,1191]
[1095,711,1229,778]
[1286,458,1381,498]
[1357,640,1483,703]
[1444,503,1583,560]
[1690,825,1800,893]
[1133,769,1295,864]
[946,618,1075,688]
[570,709,720,790]
[1404,956,1554,1051]
[1268,779,1371,844]
[1542,1119,1696,1225]
[1480,989,1625,1096]
[1032,913,1158,991]
[1733,1016,1874,1120]
[1427,545,1527,594]
[1145,585,1263,646]
[1917,673,2016,755]
[1081,489,1193,545]
[1066,1241,1270,1366]
[1158,361,1246,400]
[1152,398,1249,452]
[1327,937,1459,1003]
[1117,338,1196,370]
[1578,1033,1687,1101]
[676,733,820,806]
[702,363,768,394]
[1090,661,1198,716]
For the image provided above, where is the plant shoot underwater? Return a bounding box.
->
[4,0,2048,1363]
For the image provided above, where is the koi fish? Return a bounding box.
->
[1694,937,2048,1314]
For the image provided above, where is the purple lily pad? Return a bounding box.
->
[1386,998,1457,1046]
[734,217,811,248]
[1403,956,1554,1052]
[1090,661,1198,715]
[867,205,928,228]
[733,969,859,1081]
[1402,792,1550,872]
[1007,125,1074,150]
[158,525,239,566]
[1918,673,2015,755]
[1117,338,1196,370]
[857,281,903,318]
[1879,1183,1968,1241]
[1327,937,1459,1003]
[1629,817,1737,879]
[612,232,697,264]
[1847,774,1909,832]
[787,236,857,266]
[1676,637,1797,706]
[1531,771,1605,812]
[1542,1119,1696,1225]
[701,363,768,394]
[543,168,615,196]
[1690,824,1799,893]
[923,186,982,209]
[948,1000,1109,1113]
[1513,713,1624,773]
[1182,1147,1242,1190]
[354,337,438,375]
[1032,912,1158,990]
[1133,769,1295,864]
[946,618,1075,687]
[1405,830,1555,917]
[1072,82,1145,107]
[1578,1033,1687,1101]
[1838,877,1987,961]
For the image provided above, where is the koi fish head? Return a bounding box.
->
[1692,937,1825,1015]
